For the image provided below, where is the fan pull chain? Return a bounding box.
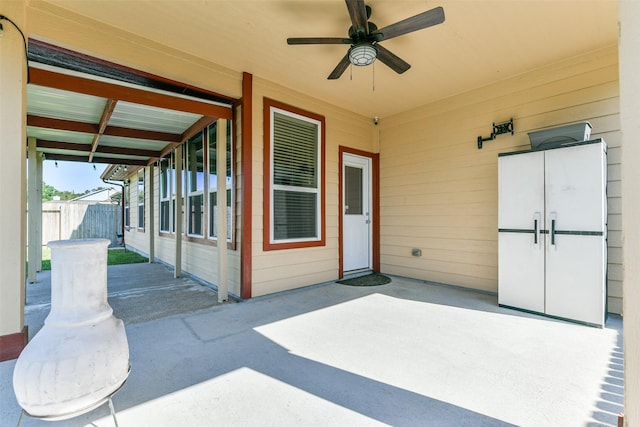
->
[372,62,375,92]
[350,64,353,80]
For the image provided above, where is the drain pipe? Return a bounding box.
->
[103,179,125,247]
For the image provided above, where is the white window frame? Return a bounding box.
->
[269,106,322,244]
[137,169,145,230]
[124,180,130,229]
[186,132,205,238]
[159,157,172,233]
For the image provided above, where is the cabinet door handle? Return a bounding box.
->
[533,212,542,246]
[551,219,556,246]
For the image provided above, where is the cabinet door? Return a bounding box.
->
[544,143,607,325]
[545,234,606,325]
[498,151,545,312]
[544,143,607,232]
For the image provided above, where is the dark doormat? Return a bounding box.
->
[337,273,392,287]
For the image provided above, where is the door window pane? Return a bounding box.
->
[345,166,363,215]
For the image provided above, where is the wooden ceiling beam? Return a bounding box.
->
[30,67,233,119]
[102,125,181,142]
[27,115,97,134]
[37,139,91,152]
[27,115,181,142]
[37,139,162,158]
[89,99,118,162]
[90,156,148,166]
[43,152,148,166]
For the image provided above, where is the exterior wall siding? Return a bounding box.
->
[380,45,622,313]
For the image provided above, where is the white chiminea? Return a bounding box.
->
[13,239,130,420]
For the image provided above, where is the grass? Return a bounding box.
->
[39,247,148,271]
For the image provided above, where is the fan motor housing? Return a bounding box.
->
[349,22,378,41]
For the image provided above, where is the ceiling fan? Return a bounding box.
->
[287,0,445,80]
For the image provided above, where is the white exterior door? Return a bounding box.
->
[498,150,546,312]
[343,153,371,272]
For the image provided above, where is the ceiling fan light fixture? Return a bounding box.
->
[348,43,377,66]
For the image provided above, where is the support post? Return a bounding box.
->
[217,119,228,302]
[27,137,41,283]
[619,0,640,424]
[36,152,43,270]
[240,72,253,299]
[174,148,183,278]
[0,1,28,361]
[147,164,155,263]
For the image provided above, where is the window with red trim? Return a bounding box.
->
[264,99,325,250]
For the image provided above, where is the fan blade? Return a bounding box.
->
[373,6,445,41]
[375,44,411,74]
[287,37,352,45]
[345,0,369,35]
[328,54,351,80]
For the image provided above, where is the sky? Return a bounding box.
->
[42,160,112,193]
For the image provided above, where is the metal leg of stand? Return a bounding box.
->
[14,375,127,427]
[108,397,119,427]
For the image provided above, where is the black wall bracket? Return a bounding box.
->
[477,118,514,149]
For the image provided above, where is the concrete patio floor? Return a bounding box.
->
[0,263,623,426]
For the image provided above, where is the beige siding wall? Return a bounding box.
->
[250,78,375,297]
[380,45,622,313]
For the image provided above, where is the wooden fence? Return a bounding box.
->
[42,201,122,247]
